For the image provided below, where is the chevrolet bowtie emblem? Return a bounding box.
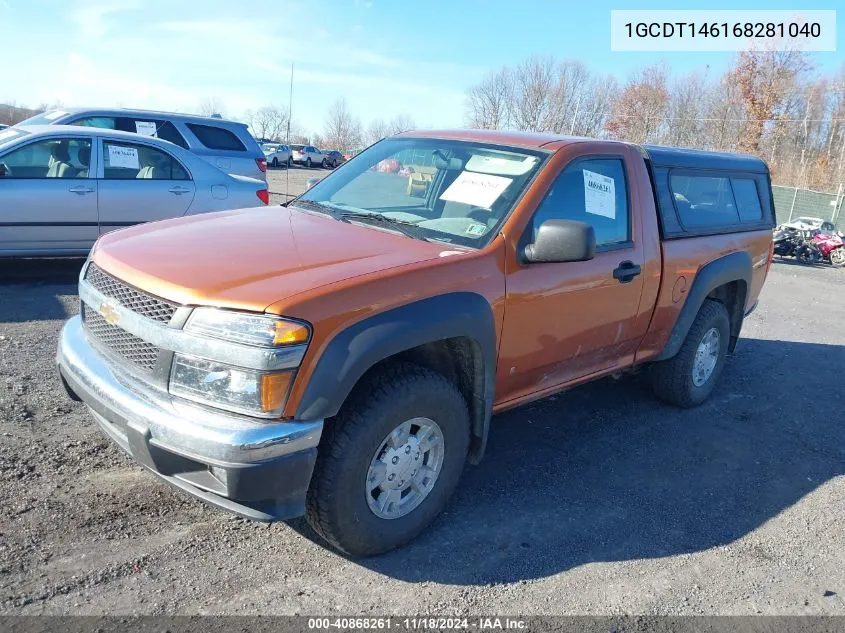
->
[99,302,120,326]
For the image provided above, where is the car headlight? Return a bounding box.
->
[185,308,310,347]
[170,355,293,418]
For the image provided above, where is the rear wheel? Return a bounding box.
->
[306,157,312,168]
[322,158,328,168]
[306,363,470,557]
[649,299,731,408]
[830,247,845,267]
[287,156,293,168]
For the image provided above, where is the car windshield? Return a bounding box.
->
[295,137,547,248]
[0,127,28,148]
[15,110,70,125]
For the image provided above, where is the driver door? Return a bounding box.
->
[0,136,98,255]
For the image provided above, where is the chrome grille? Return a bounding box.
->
[85,263,177,323]
[82,305,160,372]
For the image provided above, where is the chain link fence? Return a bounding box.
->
[772,184,845,231]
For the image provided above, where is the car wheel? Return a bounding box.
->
[649,299,730,408]
[829,248,845,267]
[306,157,312,168]
[306,362,470,557]
[332,159,338,168]
[287,157,293,168]
[322,158,328,168]
[271,158,279,168]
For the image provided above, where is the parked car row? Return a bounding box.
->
[260,142,347,170]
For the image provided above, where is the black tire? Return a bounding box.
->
[287,157,293,168]
[271,157,279,168]
[322,158,328,168]
[649,299,731,408]
[306,157,312,168]
[306,362,470,557]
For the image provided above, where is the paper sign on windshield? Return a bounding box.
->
[107,145,139,169]
[0,129,18,141]
[43,110,68,121]
[583,169,616,219]
[135,121,158,136]
[439,171,512,209]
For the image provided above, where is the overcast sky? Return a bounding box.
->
[2,0,842,136]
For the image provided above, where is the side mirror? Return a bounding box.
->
[523,219,596,264]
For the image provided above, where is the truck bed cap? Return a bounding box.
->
[642,145,769,174]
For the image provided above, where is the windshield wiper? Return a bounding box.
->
[289,199,336,216]
[338,212,422,240]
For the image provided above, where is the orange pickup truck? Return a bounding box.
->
[58,130,775,556]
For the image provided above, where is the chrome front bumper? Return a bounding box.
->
[57,315,323,521]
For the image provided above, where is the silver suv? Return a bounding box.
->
[17,108,266,181]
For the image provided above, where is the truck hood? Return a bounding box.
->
[92,206,448,311]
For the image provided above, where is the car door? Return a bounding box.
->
[496,148,649,406]
[96,137,195,233]
[0,135,98,254]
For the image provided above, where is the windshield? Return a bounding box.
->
[0,127,28,147]
[295,137,547,248]
[15,110,71,126]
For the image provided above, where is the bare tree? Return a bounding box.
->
[322,98,362,152]
[366,118,391,145]
[663,71,709,147]
[197,97,227,118]
[244,106,290,141]
[605,63,669,143]
[387,113,416,135]
[465,67,513,129]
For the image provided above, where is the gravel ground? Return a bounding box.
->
[0,257,843,616]
[266,164,327,205]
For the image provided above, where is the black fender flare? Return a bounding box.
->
[654,251,752,361]
[295,292,497,463]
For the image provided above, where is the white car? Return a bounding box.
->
[263,143,291,168]
[780,216,836,233]
[290,144,325,168]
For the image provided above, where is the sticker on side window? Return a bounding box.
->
[107,145,139,169]
[135,121,158,137]
[583,169,616,219]
[43,110,68,121]
[439,171,512,209]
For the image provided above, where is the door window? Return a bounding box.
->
[102,141,189,180]
[531,158,630,248]
[0,138,92,178]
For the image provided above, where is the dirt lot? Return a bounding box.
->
[266,164,327,205]
[0,256,843,616]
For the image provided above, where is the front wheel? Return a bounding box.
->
[649,299,731,408]
[829,247,845,267]
[287,156,293,168]
[306,363,470,557]
[271,157,279,168]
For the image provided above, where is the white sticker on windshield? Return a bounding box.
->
[583,169,616,219]
[465,223,487,237]
[135,121,158,137]
[0,129,18,141]
[43,110,68,121]
[439,171,512,209]
[107,145,139,169]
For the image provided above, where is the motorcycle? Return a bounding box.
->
[773,226,802,257]
[810,231,845,267]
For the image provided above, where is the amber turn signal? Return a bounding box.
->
[273,321,310,345]
[260,371,294,413]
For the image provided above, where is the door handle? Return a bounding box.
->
[613,261,641,284]
[69,186,94,195]
[168,186,190,195]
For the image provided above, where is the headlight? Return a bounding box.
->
[185,309,310,347]
[170,355,293,418]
